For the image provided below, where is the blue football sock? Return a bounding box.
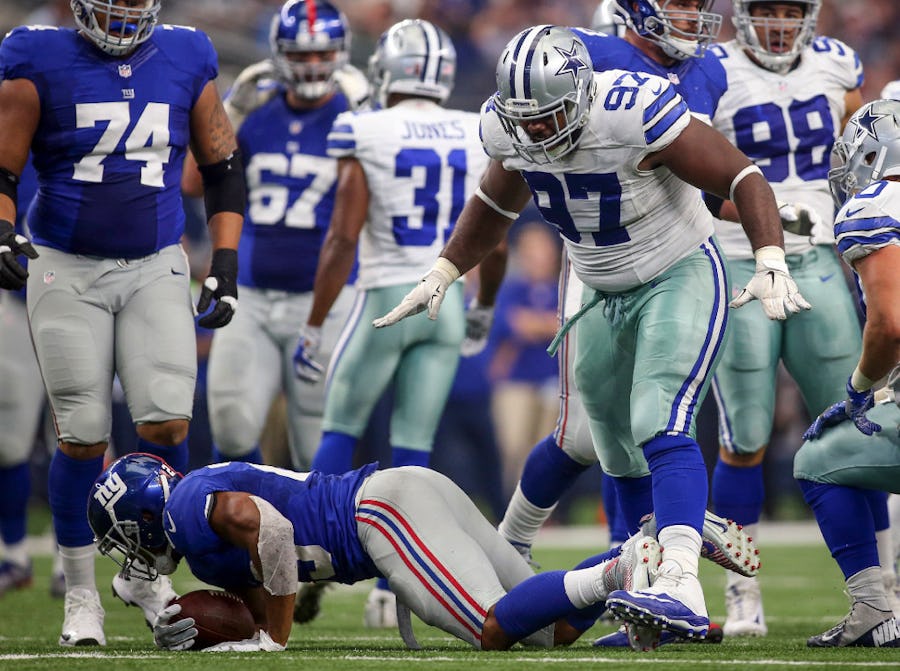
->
[136,436,189,474]
[521,435,589,508]
[49,449,104,547]
[601,473,630,544]
[798,479,878,580]
[642,434,707,533]
[493,570,574,639]
[712,459,763,525]
[571,546,619,570]
[613,474,653,535]
[864,490,890,531]
[211,445,262,464]
[375,577,390,591]
[391,447,430,468]
[312,431,357,474]
[0,462,30,545]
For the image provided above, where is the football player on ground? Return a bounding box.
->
[793,99,900,648]
[374,25,806,647]
[295,19,489,626]
[89,452,667,652]
[0,0,245,646]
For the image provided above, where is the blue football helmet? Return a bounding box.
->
[492,26,595,165]
[88,453,183,580]
[71,0,161,56]
[368,19,456,108]
[828,99,900,207]
[733,0,821,74]
[270,0,350,100]
[612,0,722,59]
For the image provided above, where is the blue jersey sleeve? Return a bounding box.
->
[0,26,56,80]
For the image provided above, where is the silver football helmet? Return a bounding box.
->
[71,0,160,56]
[593,0,625,37]
[492,26,595,165]
[828,99,900,207]
[881,80,900,101]
[732,0,821,73]
[612,0,722,60]
[368,19,456,108]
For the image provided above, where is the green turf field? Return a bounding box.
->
[2,541,899,671]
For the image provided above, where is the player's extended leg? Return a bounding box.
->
[112,246,194,624]
[0,292,44,595]
[794,404,900,647]
[207,286,284,465]
[601,241,730,639]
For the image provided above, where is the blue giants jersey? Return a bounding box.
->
[163,462,379,591]
[238,91,353,292]
[572,29,728,123]
[0,25,217,258]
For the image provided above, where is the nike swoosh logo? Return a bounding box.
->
[171,269,185,276]
[819,273,835,282]
[845,207,865,218]
[165,511,177,534]
[651,83,664,95]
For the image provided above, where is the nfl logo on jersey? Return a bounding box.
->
[118,64,132,78]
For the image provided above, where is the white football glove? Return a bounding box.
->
[224,60,279,128]
[372,258,460,328]
[729,245,812,320]
[203,630,285,653]
[152,603,197,651]
[460,299,494,357]
[333,64,371,110]
[777,201,822,237]
[293,324,324,384]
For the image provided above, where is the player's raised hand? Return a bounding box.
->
[729,246,811,320]
[153,603,197,651]
[197,249,239,328]
[0,219,39,290]
[373,258,460,328]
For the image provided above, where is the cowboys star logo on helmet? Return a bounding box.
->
[854,107,890,142]
[554,43,589,85]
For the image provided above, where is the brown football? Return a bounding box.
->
[170,589,256,650]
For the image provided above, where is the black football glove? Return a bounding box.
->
[196,248,238,328]
[0,219,39,290]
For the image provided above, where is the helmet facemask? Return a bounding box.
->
[614,0,722,60]
[732,0,821,73]
[71,0,160,56]
[270,0,350,100]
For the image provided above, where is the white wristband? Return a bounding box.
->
[850,366,876,392]
[475,186,520,220]
[753,245,788,273]
[432,257,461,283]
[729,164,763,202]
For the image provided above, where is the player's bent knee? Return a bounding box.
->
[65,404,110,446]
[480,612,516,651]
[210,402,263,453]
[136,418,189,446]
[720,446,766,467]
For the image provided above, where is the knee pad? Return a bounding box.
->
[210,400,263,456]
[64,403,110,445]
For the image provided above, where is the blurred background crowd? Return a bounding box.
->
[1,0,897,527]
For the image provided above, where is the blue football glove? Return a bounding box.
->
[293,325,324,384]
[803,378,881,440]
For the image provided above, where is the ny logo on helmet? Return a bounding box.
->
[93,472,127,511]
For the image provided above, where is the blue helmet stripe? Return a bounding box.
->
[508,28,533,98]
[521,27,549,99]
[419,20,442,84]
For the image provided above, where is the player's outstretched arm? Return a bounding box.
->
[373,160,530,328]
[645,118,811,320]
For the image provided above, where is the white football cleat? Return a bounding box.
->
[59,587,106,646]
[112,572,177,627]
[723,574,767,637]
[363,586,398,629]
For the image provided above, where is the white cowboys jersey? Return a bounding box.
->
[710,37,863,259]
[326,100,487,289]
[481,69,713,293]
